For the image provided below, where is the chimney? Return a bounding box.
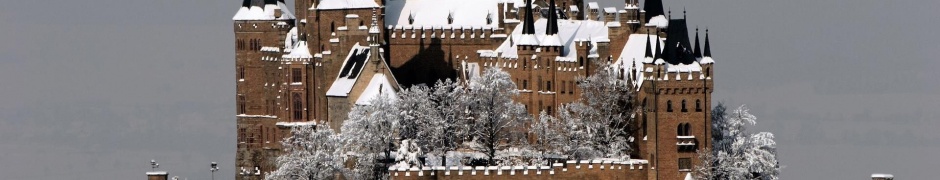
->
[146,172,168,180]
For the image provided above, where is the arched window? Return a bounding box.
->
[292,94,303,120]
[685,123,692,136]
[579,57,585,67]
[706,67,711,77]
[695,99,702,112]
[330,22,335,32]
[666,100,673,112]
[677,125,683,136]
[681,100,688,112]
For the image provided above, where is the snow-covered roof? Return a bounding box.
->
[283,40,312,59]
[684,173,693,180]
[646,15,668,28]
[871,174,894,178]
[275,121,317,127]
[700,56,715,64]
[232,2,296,20]
[355,73,399,105]
[146,171,167,175]
[487,19,608,61]
[326,44,372,97]
[614,34,663,89]
[316,0,380,10]
[283,27,298,51]
[385,0,508,28]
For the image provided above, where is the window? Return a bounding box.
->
[681,100,688,112]
[291,68,302,83]
[238,66,245,80]
[330,22,335,32]
[547,106,553,115]
[561,81,566,93]
[678,158,692,171]
[547,81,552,91]
[523,80,528,89]
[293,94,303,120]
[579,57,584,67]
[569,81,574,94]
[678,123,692,136]
[695,99,702,112]
[239,128,246,142]
[238,96,246,114]
[667,100,673,112]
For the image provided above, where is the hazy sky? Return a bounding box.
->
[1,0,938,179]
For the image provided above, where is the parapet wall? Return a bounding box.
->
[390,160,648,180]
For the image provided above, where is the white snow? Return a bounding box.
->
[700,56,715,64]
[871,174,894,178]
[646,15,668,28]
[385,0,504,28]
[485,18,608,61]
[275,121,317,127]
[355,74,399,105]
[146,171,167,175]
[283,39,312,59]
[232,2,296,20]
[684,172,693,180]
[613,34,663,89]
[316,0,380,10]
[326,44,371,97]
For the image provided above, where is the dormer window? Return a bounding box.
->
[486,12,493,24]
[448,12,454,24]
[409,12,415,25]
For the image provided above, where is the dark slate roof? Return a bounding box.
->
[522,0,536,35]
[545,0,559,35]
[264,0,276,5]
[242,0,251,7]
[643,0,664,22]
[704,29,712,57]
[694,29,702,58]
[339,49,371,79]
[663,19,696,65]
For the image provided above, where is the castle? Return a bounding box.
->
[232,0,715,179]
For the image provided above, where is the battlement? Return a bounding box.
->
[388,26,507,41]
[389,159,649,180]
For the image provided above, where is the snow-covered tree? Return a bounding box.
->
[556,64,636,159]
[697,104,780,180]
[528,111,568,164]
[267,124,340,180]
[467,67,530,165]
[421,79,472,166]
[338,95,400,180]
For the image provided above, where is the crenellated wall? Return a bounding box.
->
[389,160,649,180]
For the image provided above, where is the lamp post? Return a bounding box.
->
[210,162,219,180]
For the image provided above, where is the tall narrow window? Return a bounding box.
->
[695,99,702,112]
[561,81,566,93]
[291,68,302,83]
[331,22,335,32]
[569,81,575,94]
[238,66,245,80]
[667,100,673,112]
[292,94,303,120]
[238,96,246,114]
[523,80,528,90]
[579,57,584,67]
[547,81,552,91]
[681,100,688,112]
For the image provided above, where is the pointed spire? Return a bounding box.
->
[694,28,702,58]
[683,7,687,19]
[242,0,251,7]
[654,33,662,60]
[704,29,712,57]
[645,32,653,58]
[643,0,664,22]
[522,0,536,35]
[546,0,559,35]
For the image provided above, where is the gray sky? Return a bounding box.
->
[1,0,937,179]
